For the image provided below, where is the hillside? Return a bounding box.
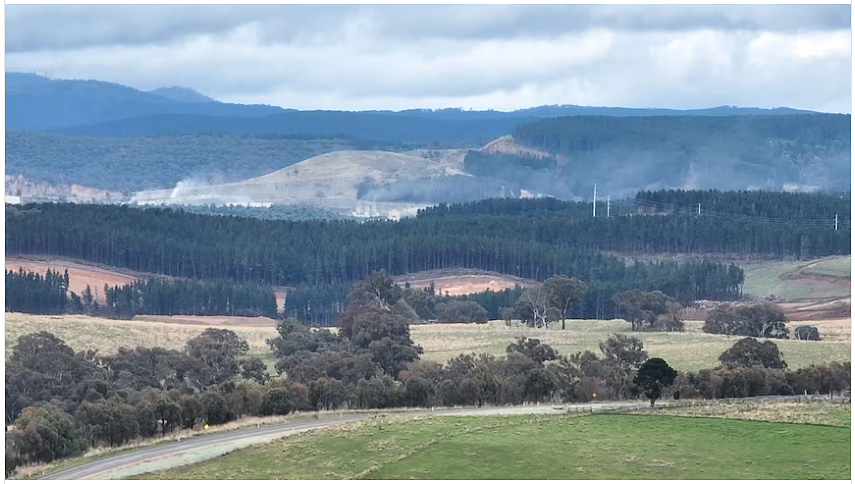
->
[4,131,355,192]
[130,150,456,215]
[52,111,528,144]
[149,86,216,103]
[460,114,851,199]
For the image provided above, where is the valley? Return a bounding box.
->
[4,20,851,481]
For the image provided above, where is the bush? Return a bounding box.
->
[719,338,787,369]
[261,387,295,416]
[703,303,789,338]
[794,325,821,341]
[8,403,87,464]
[435,300,489,323]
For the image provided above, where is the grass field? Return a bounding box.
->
[647,400,851,427]
[5,314,849,373]
[741,256,850,300]
[137,413,851,480]
[411,319,851,372]
[3,313,278,361]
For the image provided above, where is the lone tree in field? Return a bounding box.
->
[718,337,787,369]
[543,274,588,330]
[633,358,677,407]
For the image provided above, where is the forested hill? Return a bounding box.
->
[7,72,819,134]
[418,191,851,224]
[52,111,529,144]
[467,114,851,197]
[7,196,847,288]
[4,131,363,192]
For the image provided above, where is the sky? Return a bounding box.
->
[4,4,852,113]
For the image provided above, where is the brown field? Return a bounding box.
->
[4,313,278,359]
[410,319,851,372]
[392,268,537,296]
[6,256,289,313]
[5,313,849,372]
[131,315,278,328]
[5,256,148,303]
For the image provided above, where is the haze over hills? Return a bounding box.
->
[4,73,850,212]
[6,72,823,134]
[5,72,283,130]
[148,86,216,103]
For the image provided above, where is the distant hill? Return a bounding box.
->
[7,72,823,138]
[5,73,283,130]
[51,111,530,145]
[149,86,216,103]
[460,114,851,198]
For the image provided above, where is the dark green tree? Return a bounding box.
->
[633,358,678,406]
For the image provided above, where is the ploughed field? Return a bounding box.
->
[5,314,850,373]
[136,411,850,480]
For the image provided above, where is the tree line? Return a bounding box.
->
[6,200,766,292]
[5,269,278,319]
[5,268,71,314]
[417,190,850,224]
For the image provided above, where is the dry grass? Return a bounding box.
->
[643,400,851,427]
[5,314,850,372]
[4,313,278,359]
[411,319,851,372]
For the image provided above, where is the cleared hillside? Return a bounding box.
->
[392,269,537,296]
[130,150,456,216]
[742,256,850,301]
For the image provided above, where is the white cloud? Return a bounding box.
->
[4,5,851,113]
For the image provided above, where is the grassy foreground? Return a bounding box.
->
[137,413,850,480]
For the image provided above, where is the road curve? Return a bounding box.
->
[40,401,647,480]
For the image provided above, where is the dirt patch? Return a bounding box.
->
[781,258,851,287]
[684,297,851,322]
[273,287,288,314]
[132,315,277,328]
[480,135,567,161]
[5,255,150,303]
[393,269,537,296]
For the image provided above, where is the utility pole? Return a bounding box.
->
[607,195,611,218]
[835,213,838,231]
[592,184,597,217]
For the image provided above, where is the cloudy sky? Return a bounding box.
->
[5,4,852,113]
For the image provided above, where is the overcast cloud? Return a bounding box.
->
[5,4,851,113]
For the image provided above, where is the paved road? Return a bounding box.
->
[41,402,649,480]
